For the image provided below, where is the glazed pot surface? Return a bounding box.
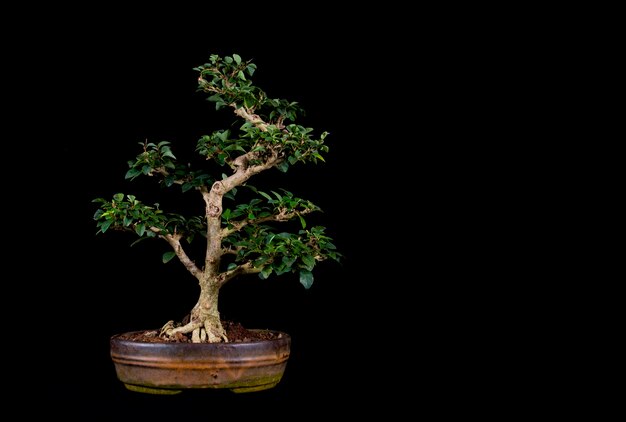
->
[110,330,291,394]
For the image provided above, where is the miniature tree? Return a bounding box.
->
[93,53,341,343]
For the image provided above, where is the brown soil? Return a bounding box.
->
[117,320,282,343]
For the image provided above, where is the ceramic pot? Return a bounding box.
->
[110,330,291,394]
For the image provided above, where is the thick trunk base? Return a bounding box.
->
[160,313,228,343]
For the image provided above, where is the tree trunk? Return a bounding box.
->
[192,280,227,343]
[163,278,227,343]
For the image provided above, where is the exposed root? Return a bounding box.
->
[204,316,228,343]
[159,320,176,337]
[159,316,228,343]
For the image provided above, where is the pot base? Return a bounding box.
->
[122,376,281,394]
[124,384,183,395]
[230,381,279,393]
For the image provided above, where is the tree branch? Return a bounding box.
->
[221,247,239,256]
[233,106,268,131]
[151,167,184,184]
[153,229,203,280]
[217,261,264,287]
[221,154,279,199]
[222,208,314,238]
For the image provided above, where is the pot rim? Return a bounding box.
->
[110,329,291,347]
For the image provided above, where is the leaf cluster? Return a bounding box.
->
[93,54,341,289]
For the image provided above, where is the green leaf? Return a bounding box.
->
[123,216,133,227]
[237,70,246,81]
[302,254,315,270]
[243,96,255,108]
[227,263,237,271]
[233,54,241,65]
[113,193,124,202]
[225,56,233,64]
[282,255,296,268]
[254,256,270,267]
[276,161,289,173]
[162,251,176,263]
[274,266,290,276]
[162,150,176,159]
[299,270,314,289]
[258,191,273,202]
[259,266,272,280]
[217,130,229,142]
[100,219,114,233]
[298,214,306,229]
[125,168,141,179]
[135,223,146,237]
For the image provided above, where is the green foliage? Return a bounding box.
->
[196,130,246,167]
[125,140,214,191]
[92,194,206,241]
[162,251,177,263]
[223,226,341,288]
[93,53,341,291]
[193,54,330,172]
[196,121,329,171]
[125,141,176,180]
[222,187,319,225]
[194,54,267,115]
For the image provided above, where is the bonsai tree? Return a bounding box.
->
[93,53,341,343]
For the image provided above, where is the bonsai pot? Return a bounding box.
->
[110,330,291,394]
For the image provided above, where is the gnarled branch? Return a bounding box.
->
[154,229,202,280]
[217,261,264,287]
[233,106,268,131]
[222,208,314,238]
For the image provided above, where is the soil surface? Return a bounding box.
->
[117,320,283,343]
